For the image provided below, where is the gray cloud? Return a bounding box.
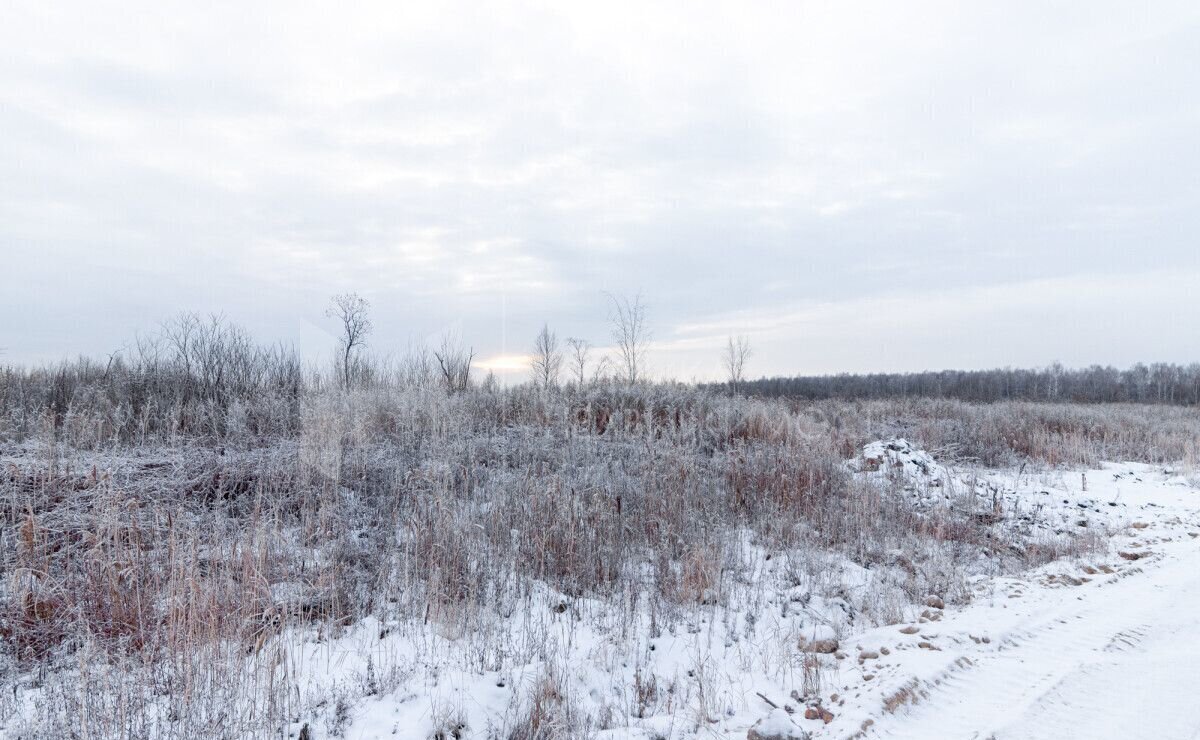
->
[2,1,1198,375]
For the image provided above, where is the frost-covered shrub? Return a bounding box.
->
[0,365,1187,737]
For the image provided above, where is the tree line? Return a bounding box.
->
[731,363,1200,405]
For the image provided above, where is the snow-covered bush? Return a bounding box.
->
[0,361,1191,737]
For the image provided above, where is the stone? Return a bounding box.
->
[803,638,839,654]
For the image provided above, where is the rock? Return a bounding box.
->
[803,638,839,654]
[819,708,835,724]
[858,650,880,662]
[899,625,920,635]
[748,708,811,739]
[925,595,945,610]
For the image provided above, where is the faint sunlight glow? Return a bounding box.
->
[475,353,532,374]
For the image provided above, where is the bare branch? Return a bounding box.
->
[434,332,474,393]
[606,293,650,384]
[530,324,563,389]
[326,293,373,390]
[723,334,752,393]
[565,337,591,387]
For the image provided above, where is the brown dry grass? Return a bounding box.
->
[0,377,1184,737]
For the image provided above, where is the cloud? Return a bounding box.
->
[2,1,1199,373]
[665,270,1200,378]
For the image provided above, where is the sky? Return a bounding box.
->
[2,1,1199,380]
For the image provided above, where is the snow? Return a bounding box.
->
[801,460,1200,740]
[262,457,1200,739]
[747,708,809,739]
[10,447,1198,739]
[263,452,1200,740]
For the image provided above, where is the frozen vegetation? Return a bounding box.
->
[2,323,1199,739]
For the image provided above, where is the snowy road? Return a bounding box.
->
[865,535,1200,740]
[776,464,1200,740]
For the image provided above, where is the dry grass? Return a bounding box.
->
[802,397,1200,467]
[1,364,1193,737]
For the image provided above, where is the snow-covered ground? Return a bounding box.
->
[804,462,1200,740]
[6,442,1197,740]
[270,455,1200,740]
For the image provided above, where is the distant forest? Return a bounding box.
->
[734,363,1200,405]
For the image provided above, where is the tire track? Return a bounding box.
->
[854,541,1200,740]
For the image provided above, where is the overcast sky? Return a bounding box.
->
[3,1,1199,379]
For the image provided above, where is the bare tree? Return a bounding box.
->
[326,293,372,390]
[530,324,563,389]
[565,337,591,387]
[723,334,752,393]
[607,293,650,384]
[162,312,200,383]
[591,354,613,384]
[434,332,474,393]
